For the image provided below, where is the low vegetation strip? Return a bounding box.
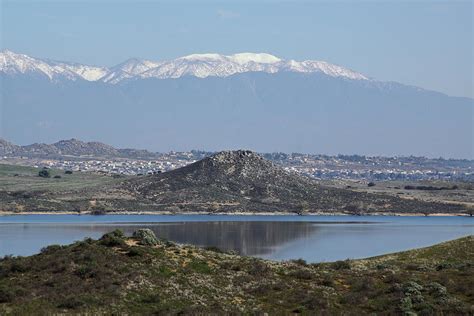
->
[0,231,472,314]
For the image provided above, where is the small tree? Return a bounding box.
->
[38,169,50,178]
[209,202,220,213]
[297,201,309,215]
[465,205,474,217]
[65,170,73,175]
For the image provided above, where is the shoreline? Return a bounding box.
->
[0,210,470,217]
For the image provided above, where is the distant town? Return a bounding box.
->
[1,144,472,182]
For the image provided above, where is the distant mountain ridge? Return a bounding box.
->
[0,138,158,158]
[0,50,368,83]
[3,138,472,163]
[0,50,107,81]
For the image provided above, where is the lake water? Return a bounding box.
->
[0,215,472,262]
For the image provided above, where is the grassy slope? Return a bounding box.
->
[0,163,121,192]
[322,179,474,207]
[0,164,127,212]
[0,234,472,315]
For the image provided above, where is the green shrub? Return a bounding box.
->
[376,263,390,270]
[90,209,107,215]
[99,230,126,247]
[157,265,175,277]
[351,276,376,292]
[8,260,30,273]
[403,281,424,303]
[140,292,160,304]
[426,282,447,298]
[204,246,224,253]
[331,260,351,270]
[75,264,97,279]
[188,260,211,274]
[291,258,308,266]
[289,267,313,280]
[399,297,413,313]
[248,260,269,276]
[127,247,145,257]
[57,296,85,309]
[320,274,334,287]
[417,302,435,315]
[41,244,63,254]
[403,281,423,296]
[436,262,454,271]
[38,169,50,178]
[0,285,14,303]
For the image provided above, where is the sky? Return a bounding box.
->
[1,0,473,98]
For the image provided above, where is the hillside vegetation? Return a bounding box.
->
[0,231,472,314]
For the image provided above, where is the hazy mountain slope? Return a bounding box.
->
[2,71,472,158]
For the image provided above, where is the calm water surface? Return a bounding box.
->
[0,215,472,262]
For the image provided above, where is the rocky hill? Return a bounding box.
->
[0,151,467,214]
[123,150,465,214]
[0,138,158,158]
[0,139,19,156]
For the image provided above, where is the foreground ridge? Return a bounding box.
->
[0,232,472,314]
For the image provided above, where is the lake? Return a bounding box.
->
[0,215,472,262]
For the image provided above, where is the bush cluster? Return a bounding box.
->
[99,230,126,247]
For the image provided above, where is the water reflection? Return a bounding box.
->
[136,221,318,256]
[0,216,472,262]
[0,221,318,257]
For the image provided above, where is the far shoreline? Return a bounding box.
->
[0,210,471,217]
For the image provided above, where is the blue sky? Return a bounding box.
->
[1,0,472,98]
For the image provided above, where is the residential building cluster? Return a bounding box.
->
[1,151,472,181]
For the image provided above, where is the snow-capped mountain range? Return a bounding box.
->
[0,50,368,83]
[2,49,471,158]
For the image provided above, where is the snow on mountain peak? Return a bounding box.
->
[229,53,281,65]
[0,50,107,81]
[0,50,369,83]
[101,58,162,83]
[179,53,226,62]
[178,52,281,65]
